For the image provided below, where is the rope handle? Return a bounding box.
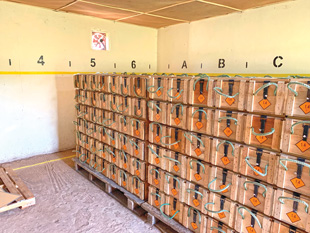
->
[116,104,128,113]
[184,132,205,148]
[109,83,117,94]
[171,103,184,115]
[218,117,238,125]
[147,85,163,93]
[119,115,127,125]
[216,140,235,156]
[163,155,180,164]
[120,150,128,161]
[193,75,210,91]
[278,197,309,213]
[77,112,87,118]
[96,163,105,172]
[105,130,115,141]
[103,119,115,127]
[150,168,161,178]
[118,133,127,142]
[290,121,310,134]
[148,145,161,158]
[238,206,262,228]
[287,81,310,97]
[133,84,143,98]
[204,202,230,214]
[167,88,184,99]
[132,175,141,188]
[106,148,115,157]
[151,192,161,199]
[186,188,203,199]
[74,95,87,103]
[147,101,162,112]
[192,109,207,120]
[251,127,275,136]
[129,139,140,149]
[208,177,231,193]
[210,227,225,233]
[109,163,116,171]
[253,82,278,96]
[189,160,205,173]
[131,118,141,127]
[160,203,179,219]
[134,106,143,117]
[245,156,268,177]
[244,181,267,197]
[165,174,180,188]
[150,122,163,134]
[119,170,127,180]
[214,87,239,98]
[160,136,181,146]
[120,84,129,96]
[132,158,141,168]
[79,153,87,163]
[279,158,310,175]
[187,207,201,224]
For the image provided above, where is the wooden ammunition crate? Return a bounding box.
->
[273,189,310,231]
[119,75,132,96]
[281,118,310,157]
[149,122,167,146]
[130,118,146,140]
[118,150,131,173]
[235,205,272,233]
[97,74,109,93]
[99,93,110,110]
[276,154,310,198]
[74,74,82,89]
[128,137,145,160]
[118,115,132,136]
[247,79,286,116]
[207,218,235,233]
[271,220,306,233]
[285,79,310,118]
[187,107,213,135]
[163,172,186,201]
[182,205,207,233]
[167,103,188,129]
[129,175,146,200]
[163,149,187,179]
[108,163,119,183]
[184,182,209,213]
[148,165,164,191]
[213,78,247,111]
[184,132,211,162]
[188,75,214,107]
[108,75,120,95]
[148,144,165,169]
[244,114,283,151]
[167,77,189,103]
[146,76,168,101]
[148,185,166,210]
[131,98,147,119]
[131,76,147,98]
[118,133,131,155]
[130,157,146,181]
[109,94,120,112]
[163,195,184,223]
[118,96,132,116]
[186,159,209,188]
[118,169,130,191]
[147,101,167,124]
[239,146,278,184]
[163,127,186,153]
[238,176,274,216]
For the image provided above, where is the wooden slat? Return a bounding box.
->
[5,167,34,199]
[0,168,23,201]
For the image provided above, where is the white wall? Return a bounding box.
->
[157,0,310,76]
[0,1,157,162]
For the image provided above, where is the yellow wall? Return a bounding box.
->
[157,0,310,76]
[0,1,157,162]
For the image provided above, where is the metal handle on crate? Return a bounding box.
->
[160,136,181,146]
[193,75,210,91]
[163,156,180,164]
[192,109,208,120]
[151,192,161,199]
[208,177,231,193]
[184,132,205,147]
[238,207,262,228]
[218,117,238,125]
[279,158,310,175]
[278,197,309,213]
[189,160,205,173]
[216,140,235,156]
[167,88,184,99]
[186,189,203,199]
[290,121,310,134]
[244,181,267,197]
[160,203,179,219]
[147,101,162,112]
[287,81,310,97]
[147,85,163,93]
[253,82,278,96]
[251,127,275,136]
[214,87,239,98]
[204,202,230,214]
[170,103,184,115]
[210,227,226,233]
[149,168,161,178]
[188,207,201,224]
[165,174,180,188]
[245,156,268,177]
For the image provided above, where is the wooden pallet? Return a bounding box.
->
[0,167,35,213]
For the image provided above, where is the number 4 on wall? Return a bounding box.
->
[37,55,45,66]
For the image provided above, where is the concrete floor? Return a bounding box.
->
[0,150,160,233]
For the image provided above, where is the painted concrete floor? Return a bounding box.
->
[0,150,160,233]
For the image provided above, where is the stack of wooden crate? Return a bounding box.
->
[73,73,148,200]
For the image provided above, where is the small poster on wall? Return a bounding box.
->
[91,31,109,50]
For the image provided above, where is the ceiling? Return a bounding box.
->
[6,0,292,28]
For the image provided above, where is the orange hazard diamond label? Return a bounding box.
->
[112,86,116,92]
[254,166,263,176]
[173,165,179,172]
[259,99,271,110]
[221,157,230,165]
[225,97,235,106]
[112,157,116,163]
[299,102,310,114]
[195,148,202,156]
[154,179,159,185]
[220,184,228,193]
[135,130,140,136]
[287,211,301,223]
[154,200,159,206]
[224,127,233,137]
[155,114,161,121]
[250,197,261,207]
[218,212,226,219]
[112,174,115,180]
[246,226,257,233]
[291,177,305,189]
[193,199,200,207]
[137,109,142,116]
[112,140,115,145]
[124,127,127,132]
[123,163,127,169]
[123,145,127,150]
[135,188,139,194]
[155,136,160,143]
[172,188,178,196]
[191,222,198,230]
[198,94,205,103]
[194,173,202,181]
[296,140,310,152]
[155,157,160,164]
[175,92,181,100]
[136,170,140,176]
[135,149,139,155]
[136,88,141,95]
[255,135,267,144]
[112,104,116,109]
[123,87,128,94]
[156,90,162,97]
[174,118,181,125]
[196,121,203,130]
[123,181,126,187]
[174,143,179,150]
